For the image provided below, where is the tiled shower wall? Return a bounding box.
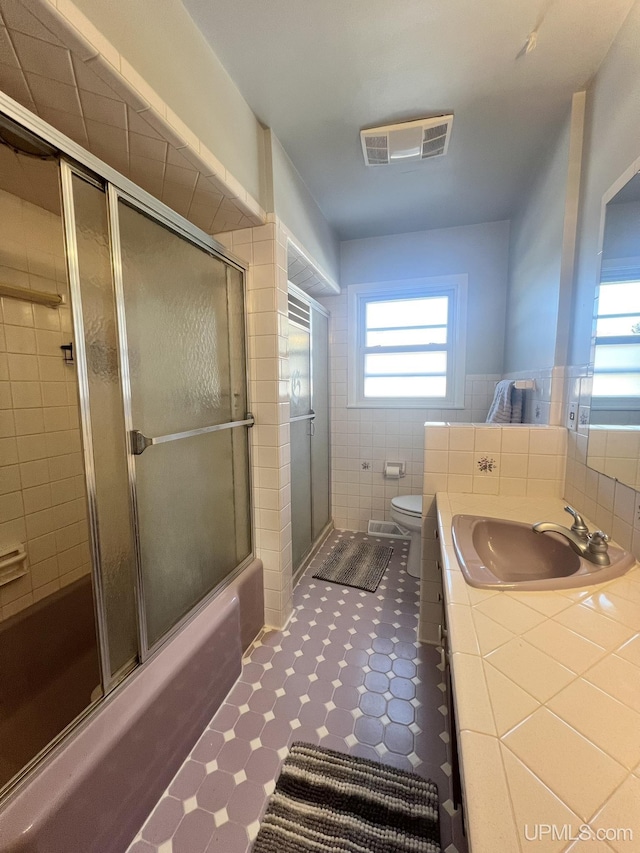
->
[0,188,90,621]
[563,365,640,561]
[215,219,294,629]
[319,288,499,532]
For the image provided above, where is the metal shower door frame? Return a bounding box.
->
[288,283,331,570]
[106,184,256,662]
[57,163,254,689]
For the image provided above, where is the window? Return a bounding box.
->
[592,269,640,407]
[348,276,467,408]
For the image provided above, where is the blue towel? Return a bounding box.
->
[486,380,524,424]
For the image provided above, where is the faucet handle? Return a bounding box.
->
[564,505,589,540]
[589,530,609,547]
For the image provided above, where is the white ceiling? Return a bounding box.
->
[183,0,635,241]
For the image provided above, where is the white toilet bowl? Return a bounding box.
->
[390,494,423,578]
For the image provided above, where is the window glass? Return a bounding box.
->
[348,277,466,408]
[364,376,447,397]
[593,278,640,398]
[366,296,448,328]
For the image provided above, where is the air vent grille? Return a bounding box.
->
[422,124,449,158]
[361,115,453,167]
[288,292,310,330]
[364,134,389,165]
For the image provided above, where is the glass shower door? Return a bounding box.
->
[113,196,252,651]
[311,306,330,540]
[289,290,331,571]
[288,305,313,570]
[63,170,138,682]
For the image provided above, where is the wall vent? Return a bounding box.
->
[360,115,453,167]
[288,292,311,330]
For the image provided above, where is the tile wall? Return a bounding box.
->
[420,423,568,643]
[318,289,500,532]
[564,365,640,561]
[0,188,90,621]
[502,365,564,425]
[215,218,294,629]
[0,0,264,233]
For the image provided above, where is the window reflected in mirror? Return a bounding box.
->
[587,170,640,491]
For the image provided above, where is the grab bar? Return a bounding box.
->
[130,414,255,455]
[0,281,63,308]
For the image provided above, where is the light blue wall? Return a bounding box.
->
[72,0,267,206]
[268,132,340,283]
[503,111,572,373]
[340,220,510,374]
[570,1,640,366]
[72,0,341,282]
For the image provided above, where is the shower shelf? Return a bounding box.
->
[0,281,63,308]
[0,544,28,587]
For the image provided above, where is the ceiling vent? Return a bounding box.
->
[360,115,453,167]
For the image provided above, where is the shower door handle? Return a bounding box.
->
[289,409,315,424]
[130,415,255,455]
[289,410,315,435]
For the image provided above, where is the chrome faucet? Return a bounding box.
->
[532,505,610,566]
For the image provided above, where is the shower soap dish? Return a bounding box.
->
[0,543,28,588]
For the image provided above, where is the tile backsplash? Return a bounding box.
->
[420,423,568,643]
[423,423,566,506]
[563,364,640,561]
[502,366,564,425]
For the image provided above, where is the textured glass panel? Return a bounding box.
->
[365,352,447,375]
[289,323,311,418]
[311,308,330,540]
[72,175,138,676]
[117,203,251,647]
[137,428,249,646]
[231,426,252,563]
[364,376,447,397]
[290,418,312,569]
[366,327,447,347]
[366,296,448,328]
[119,202,232,435]
[226,265,248,422]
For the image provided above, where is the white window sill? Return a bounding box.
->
[347,400,466,410]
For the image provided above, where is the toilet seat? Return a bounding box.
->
[391,495,422,518]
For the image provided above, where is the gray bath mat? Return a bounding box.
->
[312,539,393,592]
[252,741,440,853]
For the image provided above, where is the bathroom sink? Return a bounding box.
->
[451,514,636,590]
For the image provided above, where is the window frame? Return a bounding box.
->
[347,275,467,409]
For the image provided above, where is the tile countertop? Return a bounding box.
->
[436,493,640,853]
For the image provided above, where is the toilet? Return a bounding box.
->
[390,494,423,578]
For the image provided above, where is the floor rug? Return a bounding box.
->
[252,742,441,853]
[312,540,393,592]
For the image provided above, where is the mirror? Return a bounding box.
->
[586,170,640,491]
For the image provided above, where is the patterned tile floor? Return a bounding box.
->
[127,531,467,853]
